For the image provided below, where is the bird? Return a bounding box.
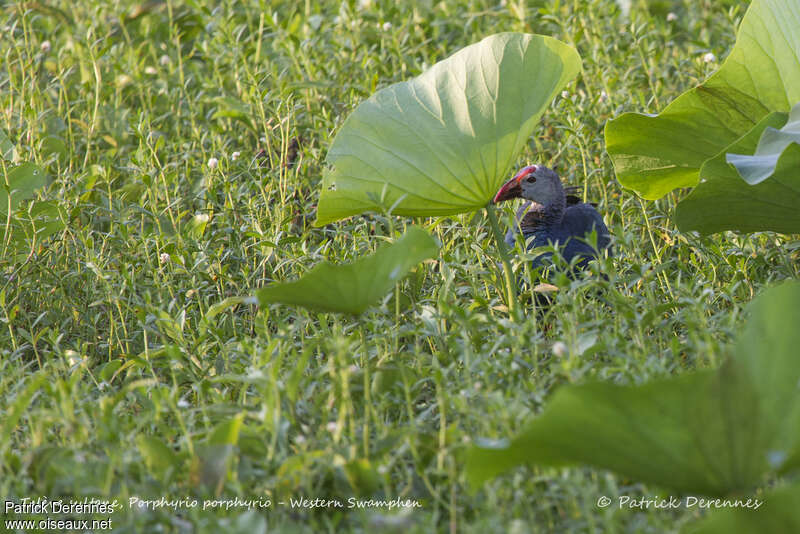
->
[493,165,612,274]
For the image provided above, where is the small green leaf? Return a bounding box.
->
[605,0,800,199]
[211,97,255,132]
[186,212,210,238]
[208,413,244,446]
[1,163,48,214]
[0,129,14,160]
[675,111,800,234]
[193,414,245,494]
[343,458,382,496]
[256,227,439,314]
[315,33,581,225]
[206,295,258,319]
[40,135,68,163]
[98,359,123,382]
[1,201,65,258]
[136,435,179,478]
[371,364,418,396]
[0,373,47,456]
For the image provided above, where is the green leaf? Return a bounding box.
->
[733,282,800,473]
[40,135,68,163]
[467,366,765,495]
[314,33,581,225]
[206,295,258,319]
[136,435,179,478]
[98,359,123,382]
[256,226,439,314]
[186,212,210,238]
[0,373,46,456]
[686,483,800,534]
[726,101,800,185]
[1,162,48,214]
[192,413,245,494]
[0,129,14,160]
[466,281,800,496]
[343,458,382,496]
[211,96,255,132]
[675,111,800,234]
[605,0,800,199]
[208,413,244,446]
[1,201,66,260]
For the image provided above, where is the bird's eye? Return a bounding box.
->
[526,176,536,183]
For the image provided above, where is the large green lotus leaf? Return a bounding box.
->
[726,101,800,185]
[466,281,800,496]
[733,282,800,474]
[685,483,800,534]
[467,365,766,495]
[605,0,800,199]
[256,227,439,314]
[2,162,48,214]
[314,33,581,225]
[675,111,800,234]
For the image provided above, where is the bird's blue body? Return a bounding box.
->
[504,201,612,271]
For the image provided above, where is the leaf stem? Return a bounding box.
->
[485,203,517,317]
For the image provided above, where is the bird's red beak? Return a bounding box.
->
[493,165,536,203]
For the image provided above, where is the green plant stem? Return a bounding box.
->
[485,203,517,316]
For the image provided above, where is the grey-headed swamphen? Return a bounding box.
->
[493,165,612,273]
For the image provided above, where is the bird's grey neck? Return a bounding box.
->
[532,180,566,224]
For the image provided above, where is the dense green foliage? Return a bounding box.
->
[468,282,800,531]
[2,0,797,532]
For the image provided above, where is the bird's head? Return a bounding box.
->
[493,165,562,205]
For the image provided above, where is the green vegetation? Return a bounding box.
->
[606,0,800,234]
[468,281,800,533]
[2,0,798,532]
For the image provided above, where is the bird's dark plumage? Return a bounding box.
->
[495,166,612,273]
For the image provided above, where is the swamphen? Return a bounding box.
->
[493,165,612,272]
